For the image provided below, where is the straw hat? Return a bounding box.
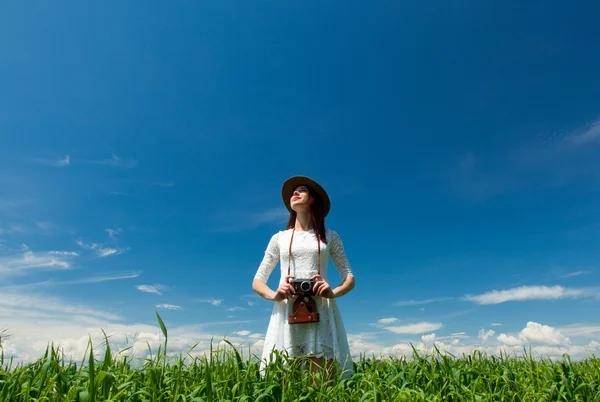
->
[281,176,331,216]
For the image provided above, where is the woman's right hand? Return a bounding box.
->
[270,275,295,301]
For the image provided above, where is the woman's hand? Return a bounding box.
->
[311,274,335,298]
[270,275,296,301]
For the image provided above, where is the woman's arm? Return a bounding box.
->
[329,230,356,298]
[253,276,296,301]
[252,278,275,300]
[332,275,355,298]
[252,233,281,300]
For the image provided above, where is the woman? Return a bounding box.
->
[252,176,356,382]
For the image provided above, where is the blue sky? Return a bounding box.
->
[1,1,600,362]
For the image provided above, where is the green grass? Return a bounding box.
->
[1,313,599,401]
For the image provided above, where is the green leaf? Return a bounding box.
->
[156,309,168,340]
[88,338,96,402]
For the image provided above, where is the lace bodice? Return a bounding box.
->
[254,228,355,379]
[254,228,353,285]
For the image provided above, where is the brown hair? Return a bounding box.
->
[286,187,328,243]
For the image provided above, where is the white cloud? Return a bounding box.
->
[464,285,585,304]
[520,322,570,346]
[558,325,600,338]
[421,333,436,345]
[478,329,495,342]
[35,155,70,167]
[98,248,118,257]
[76,239,98,250]
[195,299,224,306]
[106,228,123,239]
[497,334,523,346]
[497,322,570,348]
[227,307,247,312]
[62,271,142,284]
[568,118,600,145]
[88,154,138,169]
[0,291,121,322]
[377,317,398,325]
[249,333,263,339]
[560,271,590,278]
[76,239,128,258]
[0,249,74,276]
[34,221,58,234]
[48,251,80,256]
[393,298,450,306]
[155,304,181,310]
[0,309,263,365]
[235,330,250,336]
[384,322,443,334]
[136,285,163,295]
[491,323,502,327]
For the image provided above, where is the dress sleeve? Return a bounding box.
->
[253,232,281,282]
[328,230,354,281]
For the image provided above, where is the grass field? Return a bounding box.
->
[1,313,599,401]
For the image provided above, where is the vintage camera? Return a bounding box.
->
[289,278,317,296]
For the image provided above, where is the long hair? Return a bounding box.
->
[286,188,328,243]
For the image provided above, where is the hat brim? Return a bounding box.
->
[282,176,330,217]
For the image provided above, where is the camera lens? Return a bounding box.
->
[300,281,311,292]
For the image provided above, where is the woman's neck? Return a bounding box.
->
[294,213,312,231]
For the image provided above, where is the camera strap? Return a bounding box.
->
[287,227,321,277]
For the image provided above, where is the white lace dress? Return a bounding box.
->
[254,228,354,378]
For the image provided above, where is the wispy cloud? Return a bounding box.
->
[195,299,224,306]
[227,307,247,312]
[0,248,75,276]
[491,323,502,327]
[478,329,496,342]
[560,271,591,279]
[88,154,138,169]
[383,322,443,334]
[3,270,143,290]
[156,304,181,310]
[393,298,451,306]
[446,115,600,201]
[558,324,600,338]
[0,199,22,212]
[98,248,118,257]
[0,291,122,322]
[135,285,163,295]
[0,222,59,236]
[65,270,142,284]
[463,285,592,304]
[106,228,123,239]
[34,155,70,167]
[34,221,59,235]
[48,251,80,256]
[76,239,98,250]
[567,118,600,145]
[75,239,129,258]
[376,317,398,325]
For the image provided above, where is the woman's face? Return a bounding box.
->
[290,185,312,212]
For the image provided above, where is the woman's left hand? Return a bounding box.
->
[311,274,335,298]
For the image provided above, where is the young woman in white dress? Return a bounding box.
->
[252,176,356,382]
